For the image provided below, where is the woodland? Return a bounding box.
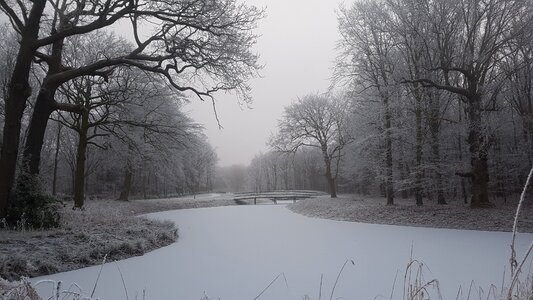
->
[259,0,533,208]
[0,0,533,230]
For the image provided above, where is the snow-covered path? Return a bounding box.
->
[32,205,533,299]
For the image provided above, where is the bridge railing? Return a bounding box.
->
[233,190,327,205]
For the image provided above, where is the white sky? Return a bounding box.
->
[186,0,343,167]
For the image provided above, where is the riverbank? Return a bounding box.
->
[288,194,533,232]
[0,194,236,281]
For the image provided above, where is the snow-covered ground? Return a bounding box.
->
[31,205,533,300]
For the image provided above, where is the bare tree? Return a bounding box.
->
[270,93,353,198]
[0,0,263,220]
[182,136,218,197]
[336,0,398,204]
[398,0,532,207]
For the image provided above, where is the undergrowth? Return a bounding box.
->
[0,202,177,281]
[4,173,61,230]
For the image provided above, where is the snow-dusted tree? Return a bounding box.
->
[397,0,533,207]
[55,67,188,207]
[337,1,398,204]
[182,136,218,197]
[0,24,19,155]
[0,0,263,220]
[270,93,353,198]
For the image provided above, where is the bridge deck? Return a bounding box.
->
[233,190,326,205]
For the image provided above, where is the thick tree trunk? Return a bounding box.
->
[23,83,57,175]
[23,28,68,177]
[0,1,47,218]
[467,94,492,208]
[73,108,89,209]
[323,155,337,198]
[118,163,133,201]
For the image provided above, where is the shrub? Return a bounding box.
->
[4,173,61,229]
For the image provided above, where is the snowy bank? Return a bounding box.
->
[0,200,177,281]
[289,194,533,232]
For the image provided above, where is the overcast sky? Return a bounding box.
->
[186,0,343,167]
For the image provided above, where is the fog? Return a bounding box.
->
[186,0,343,167]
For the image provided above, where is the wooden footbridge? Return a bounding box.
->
[232,190,327,205]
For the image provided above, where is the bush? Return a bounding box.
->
[4,173,61,229]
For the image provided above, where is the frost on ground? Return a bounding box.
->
[0,277,39,299]
[0,199,181,281]
[0,193,238,281]
[288,194,533,232]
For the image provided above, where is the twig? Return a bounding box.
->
[390,269,399,300]
[319,273,323,300]
[115,261,130,300]
[511,166,533,263]
[91,254,108,298]
[329,259,355,300]
[508,166,533,299]
[508,242,533,300]
[253,272,289,300]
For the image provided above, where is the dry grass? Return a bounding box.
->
[289,194,533,233]
[0,199,180,281]
[0,278,40,300]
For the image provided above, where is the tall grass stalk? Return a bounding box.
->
[114,261,130,300]
[253,272,289,300]
[508,166,533,299]
[91,254,107,298]
[329,259,355,300]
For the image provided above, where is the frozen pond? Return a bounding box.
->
[32,205,533,299]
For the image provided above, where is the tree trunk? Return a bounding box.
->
[0,1,47,218]
[384,97,394,205]
[142,170,147,199]
[23,82,57,175]
[118,163,133,201]
[73,107,89,209]
[467,94,491,208]
[23,27,68,178]
[323,156,337,198]
[429,92,446,204]
[52,122,62,196]
[457,102,468,204]
[415,92,423,206]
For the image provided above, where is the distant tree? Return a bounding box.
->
[270,93,353,198]
[183,137,218,197]
[220,165,248,192]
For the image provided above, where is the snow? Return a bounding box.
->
[31,205,533,299]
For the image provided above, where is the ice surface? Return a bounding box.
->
[31,205,533,299]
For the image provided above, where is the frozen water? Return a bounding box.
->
[31,205,533,299]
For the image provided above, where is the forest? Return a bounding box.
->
[251,0,533,208]
[1,0,533,230]
[0,0,261,228]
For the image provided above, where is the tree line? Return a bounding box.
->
[262,0,533,207]
[0,0,262,228]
